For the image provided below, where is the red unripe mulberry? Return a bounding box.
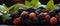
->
[29,12,36,20]
[50,17,57,25]
[45,15,50,21]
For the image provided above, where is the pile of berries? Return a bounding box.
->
[1,7,60,25]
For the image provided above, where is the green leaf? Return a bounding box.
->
[2,4,27,13]
[38,2,41,8]
[25,1,31,6]
[31,0,39,8]
[5,5,14,12]
[0,5,8,13]
[2,13,10,23]
[9,3,26,13]
[45,0,54,11]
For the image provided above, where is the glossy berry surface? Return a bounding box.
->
[27,7,35,13]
